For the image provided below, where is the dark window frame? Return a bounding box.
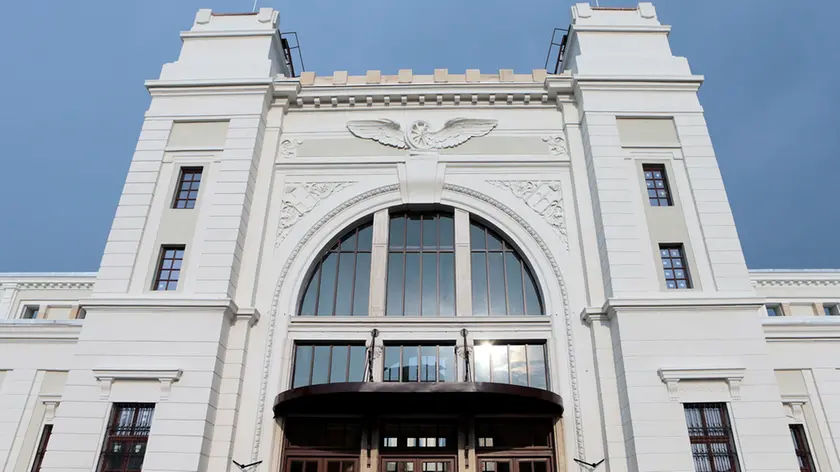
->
[824,304,839,316]
[684,403,740,472]
[473,342,549,390]
[790,424,816,472]
[97,403,155,472]
[386,211,456,317]
[299,220,373,316]
[382,343,457,383]
[21,305,39,319]
[380,421,458,452]
[153,245,185,291]
[470,220,544,316]
[643,163,673,206]
[29,424,53,472]
[291,343,367,388]
[659,244,692,289]
[766,304,783,317]
[172,167,203,209]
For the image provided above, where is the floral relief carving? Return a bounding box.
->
[275,182,354,246]
[542,135,568,156]
[487,180,568,251]
[279,139,303,159]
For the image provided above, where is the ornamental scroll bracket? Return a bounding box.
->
[276,182,355,247]
[487,180,569,251]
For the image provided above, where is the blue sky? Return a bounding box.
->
[0,0,837,272]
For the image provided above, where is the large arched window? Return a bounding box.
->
[297,208,544,317]
[299,221,372,316]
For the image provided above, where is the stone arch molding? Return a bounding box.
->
[252,183,585,462]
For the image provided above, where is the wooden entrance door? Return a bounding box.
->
[382,457,456,472]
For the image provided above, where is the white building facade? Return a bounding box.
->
[1,3,838,472]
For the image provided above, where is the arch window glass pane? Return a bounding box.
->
[386,212,455,316]
[473,342,548,389]
[470,221,543,316]
[298,221,372,316]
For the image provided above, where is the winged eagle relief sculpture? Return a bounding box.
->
[346,118,498,151]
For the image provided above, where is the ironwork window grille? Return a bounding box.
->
[29,424,53,472]
[660,244,691,289]
[643,164,673,206]
[473,342,547,389]
[153,245,184,291]
[386,212,456,316]
[292,344,367,388]
[299,221,373,316]
[470,221,542,316]
[172,167,202,209]
[790,425,816,472]
[383,344,456,383]
[684,403,740,472]
[97,403,154,472]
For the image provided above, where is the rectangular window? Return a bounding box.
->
[172,167,202,209]
[21,305,40,319]
[824,304,839,316]
[660,244,691,289]
[381,421,456,450]
[292,344,366,388]
[790,424,816,472]
[473,342,547,389]
[97,403,154,472]
[153,245,184,291]
[684,403,740,472]
[29,424,53,472]
[766,304,783,317]
[383,344,456,383]
[643,164,673,206]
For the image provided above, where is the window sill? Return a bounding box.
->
[290,315,552,325]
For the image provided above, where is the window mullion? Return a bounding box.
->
[368,209,390,317]
[454,209,472,316]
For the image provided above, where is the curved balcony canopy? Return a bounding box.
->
[273,382,563,416]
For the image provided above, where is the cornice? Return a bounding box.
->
[289,316,552,330]
[751,277,840,288]
[570,24,672,34]
[573,76,704,92]
[762,317,840,341]
[604,296,764,312]
[658,367,745,401]
[93,368,183,400]
[84,297,238,311]
[0,320,83,343]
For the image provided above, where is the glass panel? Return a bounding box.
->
[317,253,338,315]
[334,253,356,316]
[524,269,542,315]
[357,224,373,251]
[406,215,421,249]
[439,253,455,316]
[311,346,331,385]
[384,346,401,382]
[471,253,489,315]
[491,345,509,383]
[422,253,438,316]
[390,216,405,248]
[386,253,404,315]
[340,231,358,251]
[353,253,371,316]
[505,253,525,315]
[342,462,356,472]
[439,345,456,382]
[405,346,419,382]
[509,345,528,386]
[422,215,438,249]
[475,343,491,382]
[527,345,547,389]
[439,215,454,249]
[330,345,349,383]
[329,462,341,472]
[348,346,366,382]
[404,253,421,316]
[420,346,437,382]
[531,462,547,472]
[488,253,507,315]
[498,463,510,472]
[486,229,503,250]
[292,346,312,387]
[520,462,533,472]
[470,223,486,249]
[386,462,397,472]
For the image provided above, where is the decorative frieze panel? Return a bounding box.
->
[276,182,354,246]
[279,139,302,159]
[542,135,568,157]
[487,180,568,250]
[346,118,497,151]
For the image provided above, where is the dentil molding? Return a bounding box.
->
[93,368,183,401]
[276,182,354,246]
[658,367,745,401]
[487,180,569,250]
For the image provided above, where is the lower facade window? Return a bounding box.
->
[790,424,816,472]
[153,245,184,291]
[824,304,840,316]
[97,403,154,472]
[473,343,547,389]
[383,344,456,382]
[660,244,692,289]
[765,304,783,317]
[292,344,367,388]
[30,424,53,472]
[684,403,739,472]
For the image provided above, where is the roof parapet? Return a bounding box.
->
[298,69,553,87]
